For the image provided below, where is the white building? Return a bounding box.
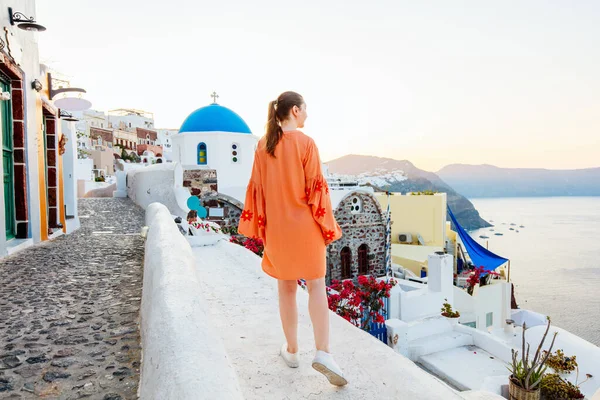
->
[71,109,108,150]
[156,128,177,161]
[171,100,259,203]
[108,108,154,132]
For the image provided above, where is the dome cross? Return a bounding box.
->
[211,91,219,104]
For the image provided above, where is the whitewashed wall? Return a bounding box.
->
[171,131,259,203]
[140,203,243,399]
[126,163,188,217]
[390,254,454,321]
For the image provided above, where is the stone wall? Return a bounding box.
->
[183,169,218,197]
[327,192,387,284]
[200,194,243,233]
[184,169,242,232]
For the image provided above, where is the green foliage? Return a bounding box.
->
[95,176,105,182]
[440,299,460,318]
[411,190,438,195]
[544,349,577,373]
[540,374,584,399]
[507,318,558,391]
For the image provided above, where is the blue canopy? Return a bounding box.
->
[448,207,508,272]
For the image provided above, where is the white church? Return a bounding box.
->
[170,94,259,227]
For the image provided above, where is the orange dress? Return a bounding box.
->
[238,130,342,280]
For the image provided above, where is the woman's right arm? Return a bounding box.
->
[303,139,342,245]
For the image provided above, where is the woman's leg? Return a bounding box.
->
[278,279,298,353]
[305,278,330,353]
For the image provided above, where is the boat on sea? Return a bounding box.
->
[494,233,503,236]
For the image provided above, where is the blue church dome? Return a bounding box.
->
[179,103,252,134]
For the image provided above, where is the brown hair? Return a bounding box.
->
[187,210,198,220]
[265,91,304,157]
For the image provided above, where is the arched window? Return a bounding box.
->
[197,142,207,165]
[341,247,352,280]
[358,244,369,275]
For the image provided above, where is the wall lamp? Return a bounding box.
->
[48,73,92,111]
[31,79,43,92]
[8,7,46,32]
[59,110,78,122]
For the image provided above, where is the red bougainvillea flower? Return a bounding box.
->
[315,207,326,218]
[324,182,329,195]
[257,215,265,227]
[323,230,335,241]
[241,210,253,222]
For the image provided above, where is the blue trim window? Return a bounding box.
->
[197,142,207,165]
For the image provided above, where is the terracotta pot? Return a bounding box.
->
[509,376,540,400]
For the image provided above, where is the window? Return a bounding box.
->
[231,143,240,163]
[341,247,352,280]
[349,196,362,213]
[197,142,207,165]
[486,312,493,328]
[358,244,369,275]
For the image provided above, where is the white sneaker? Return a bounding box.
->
[280,343,299,368]
[312,350,348,386]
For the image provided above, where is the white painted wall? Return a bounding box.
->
[126,162,188,217]
[454,282,511,331]
[392,254,454,322]
[76,158,94,181]
[171,131,259,203]
[61,120,79,220]
[140,203,243,400]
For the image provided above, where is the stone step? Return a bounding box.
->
[406,331,474,361]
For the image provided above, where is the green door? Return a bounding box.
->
[1,78,15,239]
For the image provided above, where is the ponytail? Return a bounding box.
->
[264,91,304,157]
[265,100,283,157]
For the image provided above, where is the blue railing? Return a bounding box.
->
[298,279,390,345]
[362,296,389,344]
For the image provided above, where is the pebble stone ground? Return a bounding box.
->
[0,198,145,399]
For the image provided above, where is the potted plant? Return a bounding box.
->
[440,299,460,325]
[540,349,591,399]
[507,318,558,400]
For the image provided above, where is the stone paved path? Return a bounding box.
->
[0,198,145,399]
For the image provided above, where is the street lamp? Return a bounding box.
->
[8,7,46,32]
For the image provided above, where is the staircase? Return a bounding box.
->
[398,316,474,362]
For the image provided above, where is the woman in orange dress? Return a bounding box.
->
[238,91,347,386]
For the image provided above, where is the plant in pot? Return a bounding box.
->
[441,299,460,325]
[539,349,591,399]
[507,317,558,400]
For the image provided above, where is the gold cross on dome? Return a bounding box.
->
[211,91,219,104]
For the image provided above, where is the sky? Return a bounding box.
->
[36,0,599,172]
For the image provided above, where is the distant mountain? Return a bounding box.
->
[437,164,600,198]
[326,155,491,230]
